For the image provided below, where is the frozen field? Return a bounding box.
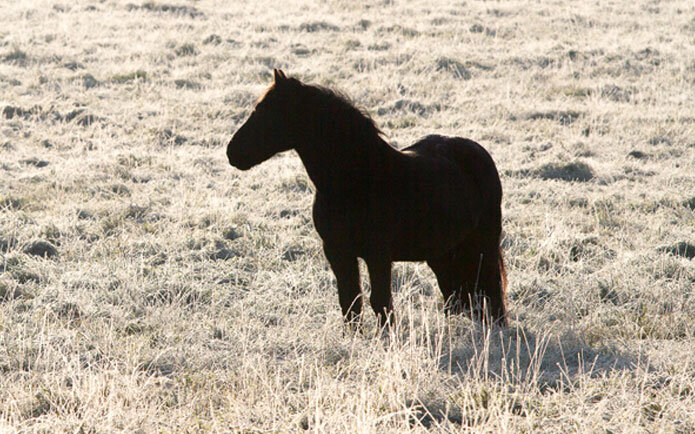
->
[1,0,695,431]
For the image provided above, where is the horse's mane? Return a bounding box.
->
[301,82,384,140]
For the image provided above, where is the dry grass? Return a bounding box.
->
[1,0,695,431]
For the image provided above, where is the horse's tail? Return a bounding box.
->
[468,138,507,325]
[471,138,507,325]
[445,136,508,324]
[463,228,507,326]
[496,242,508,325]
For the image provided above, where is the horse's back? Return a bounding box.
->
[404,135,496,171]
[403,134,502,205]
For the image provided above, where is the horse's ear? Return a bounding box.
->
[273,69,287,83]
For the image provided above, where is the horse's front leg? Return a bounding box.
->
[366,259,394,329]
[323,245,362,326]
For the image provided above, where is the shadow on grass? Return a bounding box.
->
[435,323,638,390]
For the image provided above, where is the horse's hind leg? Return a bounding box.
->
[460,227,507,325]
[429,237,506,325]
[478,242,507,325]
[428,250,470,315]
[366,259,394,329]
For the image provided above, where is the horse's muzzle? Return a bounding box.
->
[226,139,253,171]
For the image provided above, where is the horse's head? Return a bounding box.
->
[227,69,302,170]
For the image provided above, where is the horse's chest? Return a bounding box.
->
[312,194,373,247]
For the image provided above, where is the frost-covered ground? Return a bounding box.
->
[1,0,695,431]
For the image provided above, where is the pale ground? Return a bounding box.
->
[1,0,695,432]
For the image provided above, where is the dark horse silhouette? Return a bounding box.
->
[227,69,507,328]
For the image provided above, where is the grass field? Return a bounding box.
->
[1,0,695,431]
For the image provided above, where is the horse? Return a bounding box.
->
[227,69,507,328]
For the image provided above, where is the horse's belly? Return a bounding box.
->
[387,209,472,261]
[313,180,479,261]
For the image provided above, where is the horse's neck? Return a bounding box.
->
[296,129,395,194]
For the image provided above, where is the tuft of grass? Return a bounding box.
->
[2,47,28,64]
[469,23,497,36]
[129,2,204,18]
[0,196,25,210]
[202,34,221,45]
[536,161,595,182]
[648,135,672,146]
[174,79,200,89]
[54,302,82,321]
[562,86,592,98]
[627,150,649,159]
[524,110,581,125]
[80,73,99,89]
[0,280,29,301]
[2,105,37,120]
[657,242,695,260]
[23,240,58,259]
[357,19,371,30]
[299,21,340,32]
[436,57,471,80]
[62,109,100,126]
[174,43,197,57]
[601,84,636,102]
[111,70,147,83]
